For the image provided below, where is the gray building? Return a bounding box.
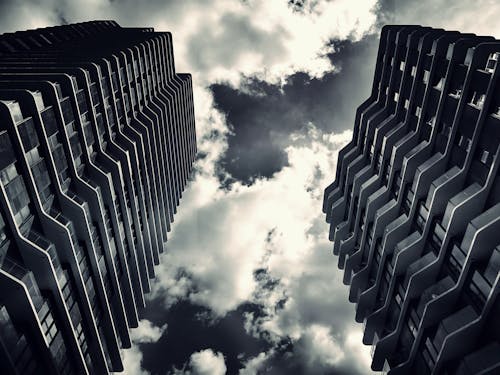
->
[0,21,196,374]
[323,25,499,374]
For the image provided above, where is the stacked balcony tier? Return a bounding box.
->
[323,25,500,375]
[0,21,196,374]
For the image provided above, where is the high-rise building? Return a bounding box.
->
[323,26,500,374]
[0,21,196,374]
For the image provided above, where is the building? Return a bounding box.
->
[0,21,196,374]
[323,25,500,374]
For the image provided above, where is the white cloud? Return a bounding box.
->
[297,324,345,367]
[150,125,373,373]
[0,0,380,85]
[130,319,168,344]
[238,351,270,375]
[160,0,380,84]
[121,320,167,375]
[122,345,150,375]
[379,0,500,38]
[189,349,227,375]
[152,127,353,313]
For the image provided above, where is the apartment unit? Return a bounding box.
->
[323,26,499,374]
[0,21,196,374]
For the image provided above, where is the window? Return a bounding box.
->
[484,249,500,285]
[470,92,486,108]
[465,138,472,152]
[60,98,75,124]
[119,67,126,86]
[423,70,430,84]
[434,78,444,90]
[485,52,499,73]
[71,75,78,90]
[41,108,58,135]
[110,71,117,90]
[90,84,100,106]
[30,91,45,110]
[53,83,63,99]
[18,119,39,151]
[7,101,23,123]
[76,90,88,114]
[480,150,489,164]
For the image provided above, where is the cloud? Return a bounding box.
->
[5,2,500,375]
[170,349,228,375]
[0,0,379,85]
[138,302,271,374]
[152,127,352,313]
[148,125,373,374]
[296,324,345,367]
[190,349,228,375]
[210,36,379,183]
[130,319,168,344]
[238,351,270,375]
[377,0,500,38]
[122,319,167,375]
[122,345,150,375]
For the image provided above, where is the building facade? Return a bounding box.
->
[0,21,196,374]
[323,26,499,374]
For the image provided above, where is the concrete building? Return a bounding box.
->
[323,25,499,374]
[0,21,196,374]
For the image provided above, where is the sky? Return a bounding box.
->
[1,1,499,374]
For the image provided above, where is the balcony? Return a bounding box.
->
[417,276,454,321]
[1,257,44,310]
[456,342,500,374]
[26,230,63,280]
[433,305,478,351]
[1,255,29,281]
[403,251,436,290]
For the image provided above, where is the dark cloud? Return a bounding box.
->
[211,35,378,184]
[137,297,363,375]
[139,300,271,374]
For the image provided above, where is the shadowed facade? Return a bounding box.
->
[0,21,196,374]
[323,25,500,374]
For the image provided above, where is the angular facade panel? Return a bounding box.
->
[0,21,196,374]
[323,26,499,374]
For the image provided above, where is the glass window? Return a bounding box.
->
[6,101,23,123]
[18,119,39,151]
[0,163,18,185]
[30,91,45,111]
[60,99,75,124]
[76,91,88,114]
[480,150,489,164]
[25,147,41,166]
[41,108,58,136]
